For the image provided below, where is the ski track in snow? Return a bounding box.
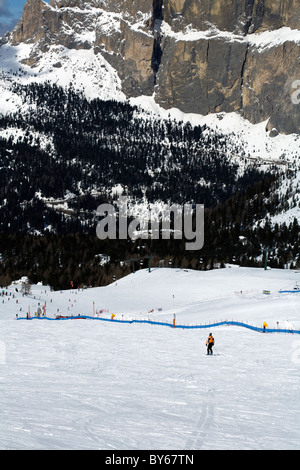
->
[1,267,300,450]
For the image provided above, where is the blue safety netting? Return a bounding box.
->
[15,315,300,334]
[279,290,300,294]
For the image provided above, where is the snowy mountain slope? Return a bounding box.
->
[0,38,299,222]
[2,0,299,134]
[0,0,299,158]
[131,96,300,167]
[0,38,299,166]
[0,42,125,103]
[0,2,299,211]
[1,267,300,450]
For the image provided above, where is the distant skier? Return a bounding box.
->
[206,333,214,355]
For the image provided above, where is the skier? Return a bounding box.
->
[206,333,214,355]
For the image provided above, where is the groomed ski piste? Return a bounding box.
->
[1,266,300,450]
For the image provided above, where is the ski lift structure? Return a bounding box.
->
[127,255,155,273]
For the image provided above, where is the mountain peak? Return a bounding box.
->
[11,0,50,45]
[10,0,98,53]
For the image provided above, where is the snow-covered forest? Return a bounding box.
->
[0,83,299,289]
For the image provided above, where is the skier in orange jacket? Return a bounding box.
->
[206,333,214,355]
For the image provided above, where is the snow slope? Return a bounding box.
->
[0,42,125,104]
[1,267,300,450]
[131,95,300,166]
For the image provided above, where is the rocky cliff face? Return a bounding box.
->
[5,0,300,134]
[162,0,300,34]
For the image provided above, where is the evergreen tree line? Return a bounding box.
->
[0,174,299,290]
[0,82,273,208]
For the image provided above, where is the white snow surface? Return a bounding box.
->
[161,23,300,50]
[1,266,300,450]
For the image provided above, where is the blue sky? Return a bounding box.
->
[0,0,50,36]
